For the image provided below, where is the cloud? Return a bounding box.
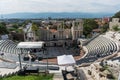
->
[0,0,120,14]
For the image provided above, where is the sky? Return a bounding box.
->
[0,0,120,14]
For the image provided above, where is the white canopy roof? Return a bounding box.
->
[57,55,76,66]
[17,41,45,48]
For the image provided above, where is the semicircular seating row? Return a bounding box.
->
[76,36,119,65]
[0,40,28,61]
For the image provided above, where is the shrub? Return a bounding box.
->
[107,74,115,79]
[88,70,91,75]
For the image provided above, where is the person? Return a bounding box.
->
[62,70,67,80]
[28,51,32,66]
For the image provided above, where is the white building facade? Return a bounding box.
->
[39,20,83,41]
[109,18,120,30]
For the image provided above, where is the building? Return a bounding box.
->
[39,20,83,41]
[24,20,83,46]
[109,18,120,30]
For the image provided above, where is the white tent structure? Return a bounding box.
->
[57,55,76,66]
[17,41,45,70]
[17,42,44,48]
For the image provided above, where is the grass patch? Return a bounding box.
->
[0,74,53,80]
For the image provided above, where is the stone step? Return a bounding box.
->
[53,73,63,80]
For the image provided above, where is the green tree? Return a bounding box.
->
[83,19,98,37]
[112,25,120,31]
[0,22,8,34]
[18,28,24,34]
[113,11,120,18]
[32,23,38,31]
[12,23,19,29]
[24,20,32,24]
[101,24,109,33]
[31,23,39,36]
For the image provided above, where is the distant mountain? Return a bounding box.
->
[1,12,114,19]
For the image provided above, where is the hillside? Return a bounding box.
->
[113,11,120,18]
[1,12,114,19]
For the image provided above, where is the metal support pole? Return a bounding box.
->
[44,48,48,72]
[19,49,22,70]
[46,49,48,71]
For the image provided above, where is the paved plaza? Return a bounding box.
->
[37,47,80,59]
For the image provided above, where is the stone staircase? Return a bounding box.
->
[53,73,63,80]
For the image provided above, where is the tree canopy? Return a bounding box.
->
[0,22,8,34]
[12,23,19,29]
[112,25,120,31]
[100,23,109,33]
[83,19,98,37]
[31,23,39,36]
[31,23,39,31]
[113,11,120,18]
